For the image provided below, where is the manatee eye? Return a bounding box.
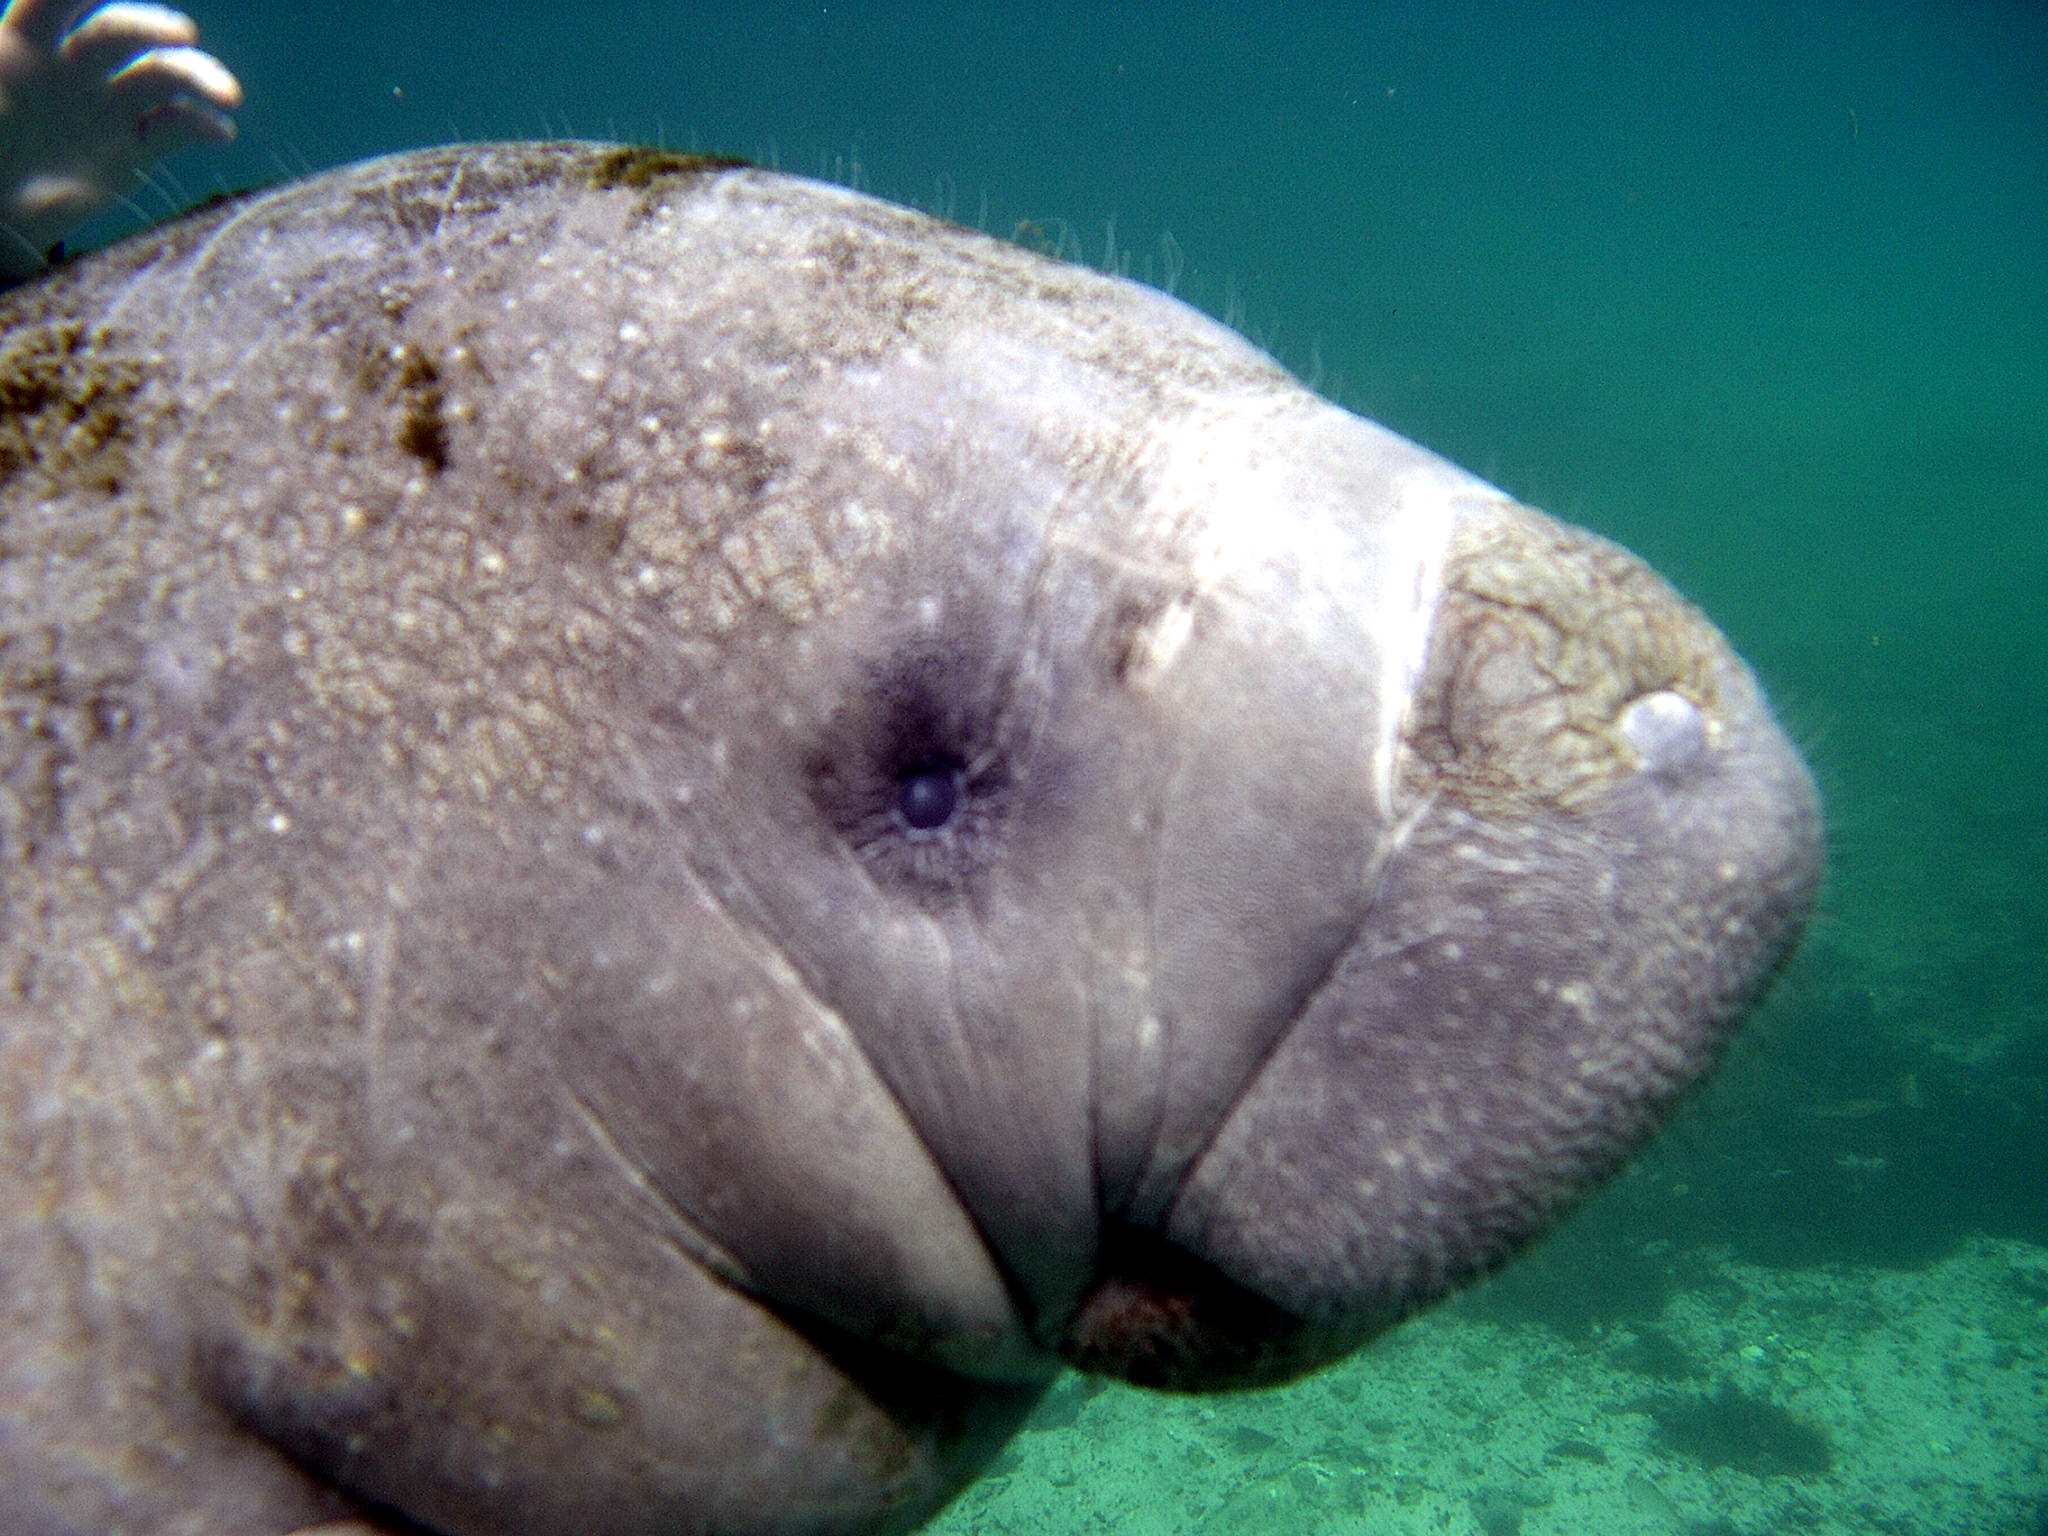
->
[893,760,964,833]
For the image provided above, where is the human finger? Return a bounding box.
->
[59,1,199,75]
[0,0,97,54]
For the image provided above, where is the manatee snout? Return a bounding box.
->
[0,143,1819,1535]
[1061,498,1821,1390]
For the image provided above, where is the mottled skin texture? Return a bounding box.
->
[0,143,1821,1536]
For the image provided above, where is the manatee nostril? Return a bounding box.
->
[893,759,965,833]
[1619,689,1709,780]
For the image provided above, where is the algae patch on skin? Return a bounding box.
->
[0,319,144,489]
[1639,1380,1837,1477]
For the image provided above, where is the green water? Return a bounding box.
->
[113,2,2046,1528]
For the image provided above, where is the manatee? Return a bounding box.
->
[0,142,1820,1536]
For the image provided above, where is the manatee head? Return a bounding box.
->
[0,143,1819,1535]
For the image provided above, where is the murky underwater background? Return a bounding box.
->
[92,2,2047,1530]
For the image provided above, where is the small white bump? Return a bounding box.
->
[1620,690,1708,780]
[1557,981,1597,1017]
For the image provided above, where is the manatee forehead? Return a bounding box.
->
[16,150,1264,605]
[0,142,1400,834]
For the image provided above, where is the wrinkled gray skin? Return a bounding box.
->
[0,143,1820,1536]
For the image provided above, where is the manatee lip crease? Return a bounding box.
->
[0,138,1820,1534]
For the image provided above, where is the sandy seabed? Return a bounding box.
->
[931,1238,2048,1536]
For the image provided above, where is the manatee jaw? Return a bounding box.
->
[1051,498,1822,1392]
